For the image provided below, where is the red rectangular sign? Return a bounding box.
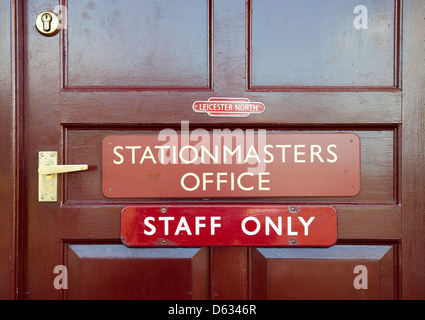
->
[102,130,360,198]
[120,205,337,247]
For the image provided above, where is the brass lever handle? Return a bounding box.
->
[38,151,89,202]
[38,165,88,175]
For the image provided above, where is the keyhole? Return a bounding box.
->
[42,13,52,31]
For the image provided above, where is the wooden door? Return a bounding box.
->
[2,0,425,300]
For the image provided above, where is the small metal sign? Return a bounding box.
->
[192,98,265,117]
[121,205,338,247]
[102,130,360,198]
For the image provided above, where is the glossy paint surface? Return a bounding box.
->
[2,0,425,300]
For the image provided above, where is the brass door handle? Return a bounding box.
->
[39,164,88,175]
[38,152,88,202]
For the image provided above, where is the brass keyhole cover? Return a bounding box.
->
[35,11,61,37]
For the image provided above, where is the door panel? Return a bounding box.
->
[64,128,395,204]
[13,0,424,300]
[251,245,394,300]
[249,0,398,88]
[65,0,211,89]
[67,245,208,300]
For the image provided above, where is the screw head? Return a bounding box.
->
[160,207,167,213]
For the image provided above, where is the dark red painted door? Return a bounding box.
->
[9,0,424,299]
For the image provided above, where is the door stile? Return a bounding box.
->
[401,0,425,299]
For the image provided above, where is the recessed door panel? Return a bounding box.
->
[65,0,211,89]
[67,245,208,300]
[251,245,394,300]
[249,0,398,88]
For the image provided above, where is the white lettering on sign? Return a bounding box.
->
[104,121,361,197]
[192,98,265,117]
[141,215,316,237]
[180,172,270,192]
[197,103,262,113]
[109,123,342,194]
[144,216,222,236]
[113,143,338,166]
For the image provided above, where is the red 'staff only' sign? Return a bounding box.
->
[102,127,360,198]
[121,205,337,247]
[192,98,265,117]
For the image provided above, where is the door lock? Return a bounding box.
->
[35,11,61,37]
[38,152,88,202]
